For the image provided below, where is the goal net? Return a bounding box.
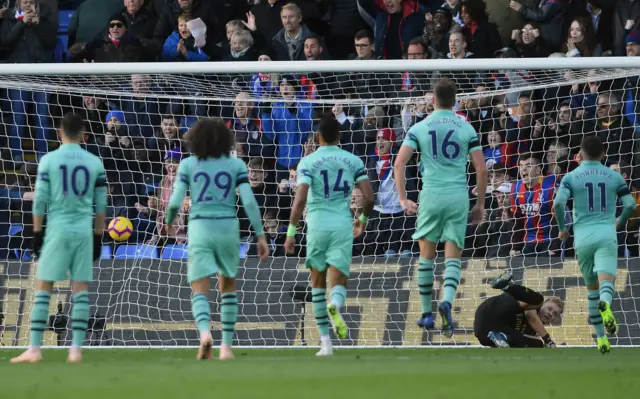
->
[0,59,639,347]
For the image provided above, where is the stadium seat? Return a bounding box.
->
[239,243,249,259]
[58,10,74,34]
[55,10,74,63]
[101,245,112,260]
[114,244,158,259]
[161,244,188,259]
[8,225,23,237]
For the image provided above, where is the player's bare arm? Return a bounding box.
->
[469,149,487,224]
[353,178,375,238]
[285,183,309,254]
[393,144,417,215]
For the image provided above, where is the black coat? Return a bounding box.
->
[0,11,57,63]
[122,7,158,41]
[79,33,149,63]
[464,21,502,59]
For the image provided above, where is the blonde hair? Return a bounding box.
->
[545,297,565,314]
[226,19,245,31]
[281,2,302,17]
[231,30,254,49]
[178,13,191,23]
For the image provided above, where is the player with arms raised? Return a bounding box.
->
[11,113,107,364]
[285,115,375,356]
[165,119,269,361]
[394,78,487,337]
[553,136,636,354]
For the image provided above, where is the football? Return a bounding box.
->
[108,217,133,241]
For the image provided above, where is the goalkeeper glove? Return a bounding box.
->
[32,230,44,258]
[542,334,556,348]
[93,233,103,261]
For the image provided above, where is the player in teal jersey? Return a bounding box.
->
[553,136,636,354]
[394,78,487,338]
[284,115,374,356]
[164,118,269,361]
[11,114,107,364]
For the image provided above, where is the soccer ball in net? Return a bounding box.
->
[108,217,133,241]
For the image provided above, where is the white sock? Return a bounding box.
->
[320,335,331,346]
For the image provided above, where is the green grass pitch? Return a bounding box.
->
[1,348,639,399]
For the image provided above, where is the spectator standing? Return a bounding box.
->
[441,0,462,26]
[70,13,149,63]
[461,0,502,59]
[344,30,387,100]
[272,2,312,61]
[367,128,416,257]
[324,0,366,60]
[162,13,211,61]
[511,23,550,58]
[251,0,289,45]
[122,0,158,42]
[509,0,569,52]
[154,0,221,51]
[583,1,613,55]
[396,38,432,97]
[609,161,640,257]
[588,0,640,57]
[67,0,123,47]
[424,7,452,58]
[374,0,424,60]
[228,92,275,159]
[510,154,557,256]
[1,0,57,163]
[147,114,183,173]
[595,92,635,166]
[120,74,161,138]
[262,75,313,182]
[562,16,601,57]
[238,157,277,236]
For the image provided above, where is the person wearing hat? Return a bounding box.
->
[69,12,148,62]
[626,28,640,57]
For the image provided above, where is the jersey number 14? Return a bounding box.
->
[320,169,350,199]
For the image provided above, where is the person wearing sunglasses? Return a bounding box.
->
[69,13,148,63]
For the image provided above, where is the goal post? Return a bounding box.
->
[1,58,640,348]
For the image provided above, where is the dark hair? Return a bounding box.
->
[519,153,540,166]
[317,114,342,144]
[407,37,428,53]
[248,157,264,169]
[461,0,489,24]
[61,113,85,140]
[354,29,373,43]
[185,118,233,160]
[290,161,299,171]
[305,34,324,48]
[581,136,604,160]
[564,16,597,57]
[434,78,457,108]
[161,114,178,122]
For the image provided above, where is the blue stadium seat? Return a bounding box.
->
[58,10,75,34]
[161,244,188,259]
[101,245,112,259]
[114,244,158,259]
[8,224,23,236]
[55,35,70,63]
[239,243,249,259]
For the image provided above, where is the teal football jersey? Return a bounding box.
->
[296,146,368,231]
[169,155,248,220]
[558,160,629,240]
[403,109,481,191]
[33,143,107,233]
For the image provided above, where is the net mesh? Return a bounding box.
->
[1,64,640,347]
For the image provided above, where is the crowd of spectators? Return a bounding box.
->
[2,0,640,260]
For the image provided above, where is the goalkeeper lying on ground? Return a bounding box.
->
[474,271,564,348]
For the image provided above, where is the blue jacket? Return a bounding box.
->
[374,0,424,58]
[161,32,209,62]
[262,101,314,168]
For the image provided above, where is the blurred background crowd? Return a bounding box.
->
[1,0,640,260]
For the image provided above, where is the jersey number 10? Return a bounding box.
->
[60,165,90,196]
[320,169,350,199]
